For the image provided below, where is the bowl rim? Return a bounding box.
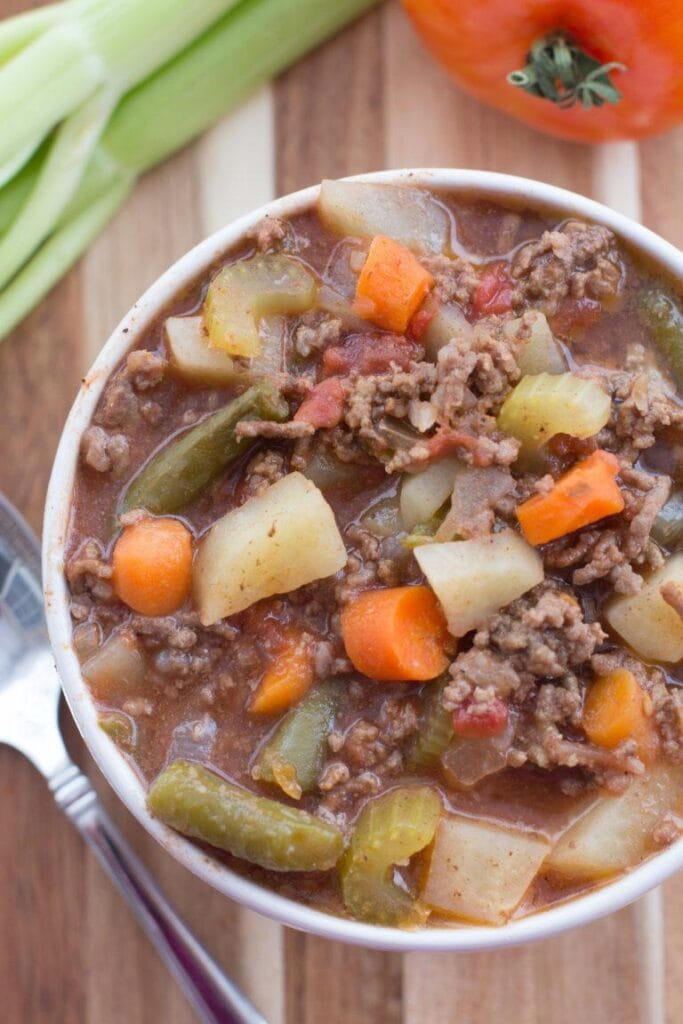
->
[43,167,683,953]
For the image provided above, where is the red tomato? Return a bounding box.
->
[294,377,346,429]
[472,263,513,317]
[321,333,422,377]
[452,698,509,739]
[403,0,683,143]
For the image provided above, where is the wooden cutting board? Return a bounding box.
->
[1,2,682,1021]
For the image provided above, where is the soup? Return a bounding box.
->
[65,180,683,928]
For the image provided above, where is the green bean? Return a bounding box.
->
[639,287,683,389]
[651,489,683,550]
[407,677,453,768]
[252,679,342,800]
[147,759,344,872]
[340,786,442,926]
[120,380,288,515]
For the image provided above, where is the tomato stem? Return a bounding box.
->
[507,33,625,110]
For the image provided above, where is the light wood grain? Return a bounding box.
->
[1,0,683,1021]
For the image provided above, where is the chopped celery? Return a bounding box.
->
[98,711,136,751]
[497,372,611,454]
[407,677,453,768]
[204,254,317,358]
[148,759,344,872]
[252,680,342,799]
[340,786,442,926]
[120,380,288,516]
[639,288,683,388]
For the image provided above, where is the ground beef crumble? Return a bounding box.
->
[511,220,622,316]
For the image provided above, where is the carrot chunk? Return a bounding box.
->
[112,516,193,617]
[251,627,315,714]
[340,585,450,682]
[354,235,434,333]
[516,449,624,546]
[582,669,657,762]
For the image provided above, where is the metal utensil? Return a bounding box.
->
[0,493,267,1024]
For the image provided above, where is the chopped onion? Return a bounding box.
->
[441,715,515,789]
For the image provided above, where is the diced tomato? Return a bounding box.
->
[321,333,422,377]
[294,377,346,429]
[409,305,436,340]
[549,296,604,339]
[472,263,513,317]
[452,698,509,739]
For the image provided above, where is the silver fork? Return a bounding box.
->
[0,493,267,1024]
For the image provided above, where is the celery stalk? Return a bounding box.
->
[0,87,115,291]
[0,177,132,339]
[0,0,380,341]
[0,0,243,171]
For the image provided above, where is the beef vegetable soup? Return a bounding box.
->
[65,180,683,928]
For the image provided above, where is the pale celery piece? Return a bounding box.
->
[407,677,453,768]
[400,458,460,532]
[203,254,317,358]
[497,372,611,452]
[318,180,451,254]
[415,528,543,638]
[340,786,442,926]
[148,759,344,872]
[193,472,347,625]
[503,311,567,375]
[546,769,683,880]
[83,631,144,702]
[98,711,136,751]
[606,553,683,663]
[422,815,550,925]
[252,680,342,800]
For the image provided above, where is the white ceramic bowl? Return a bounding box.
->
[44,169,683,952]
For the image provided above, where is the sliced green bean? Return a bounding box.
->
[639,287,683,389]
[407,676,453,768]
[340,786,442,926]
[120,380,288,515]
[651,489,683,550]
[147,759,344,872]
[252,679,342,799]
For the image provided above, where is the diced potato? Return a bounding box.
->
[204,254,317,358]
[318,180,450,253]
[546,768,683,880]
[165,317,237,385]
[166,315,285,386]
[414,529,543,637]
[503,311,567,375]
[422,298,472,360]
[606,554,683,663]
[422,814,551,925]
[194,472,347,625]
[400,458,460,531]
[498,372,611,451]
[82,631,145,701]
